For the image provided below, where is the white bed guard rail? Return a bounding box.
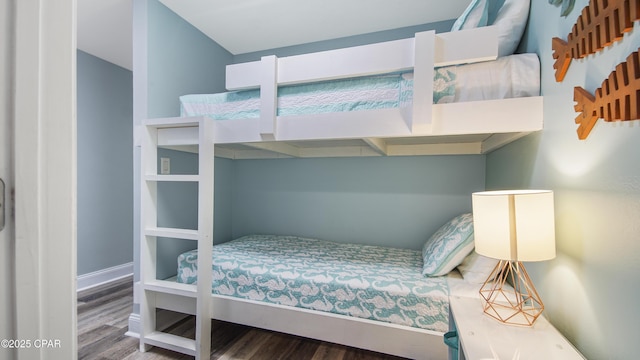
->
[224,26,499,141]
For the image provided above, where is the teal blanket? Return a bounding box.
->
[180,73,415,120]
[177,235,450,332]
[179,54,539,121]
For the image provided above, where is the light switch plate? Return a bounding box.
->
[160,157,170,175]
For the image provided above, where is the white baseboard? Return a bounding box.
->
[127,281,141,338]
[77,262,134,292]
[126,313,141,338]
[126,310,190,339]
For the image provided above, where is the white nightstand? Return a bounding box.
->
[448,296,585,360]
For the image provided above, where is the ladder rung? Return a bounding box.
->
[143,331,196,356]
[145,227,199,240]
[143,280,197,298]
[143,116,202,129]
[145,174,199,182]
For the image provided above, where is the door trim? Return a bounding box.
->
[13,0,77,358]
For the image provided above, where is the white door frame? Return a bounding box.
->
[11,0,77,358]
[1,1,16,358]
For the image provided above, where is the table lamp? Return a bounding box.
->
[471,190,556,326]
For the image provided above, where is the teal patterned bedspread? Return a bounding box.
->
[180,54,539,121]
[180,73,415,120]
[177,235,450,332]
[179,69,458,120]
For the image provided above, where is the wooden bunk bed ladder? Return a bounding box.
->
[574,49,640,139]
[139,117,214,359]
[552,0,640,82]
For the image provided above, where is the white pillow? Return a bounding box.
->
[492,0,531,57]
[456,251,499,283]
[451,0,490,31]
[451,0,530,57]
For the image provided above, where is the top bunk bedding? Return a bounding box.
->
[180,53,540,121]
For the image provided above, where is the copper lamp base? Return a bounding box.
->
[479,260,544,326]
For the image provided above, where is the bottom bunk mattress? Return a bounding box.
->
[176,235,451,332]
[179,53,540,120]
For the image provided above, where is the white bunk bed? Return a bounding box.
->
[139,25,543,360]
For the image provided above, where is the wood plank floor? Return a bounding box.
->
[77,277,408,360]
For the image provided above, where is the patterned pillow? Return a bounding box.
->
[451,0,489,31]
[422,213,475,277]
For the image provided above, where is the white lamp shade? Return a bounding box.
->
[472,190,556,262]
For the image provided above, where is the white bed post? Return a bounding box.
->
[411,31,435,134]
[139,122,159,352]
[259,55,278,141]
[196,118,214,358]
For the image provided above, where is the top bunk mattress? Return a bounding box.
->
[176,234,456,332]
[180,53,540,121]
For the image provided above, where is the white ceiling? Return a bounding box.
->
[77,0,133,70]
[77,0,470,71]
[159,0,470,55]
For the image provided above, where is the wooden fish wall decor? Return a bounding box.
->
[552,0,640,82]
[573,49,640,139]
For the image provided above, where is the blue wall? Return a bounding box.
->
[485,1,640,358]
[77,50,133,275]
[232,156,484,250]
[234,20,454,63]
[147,0,232,118]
